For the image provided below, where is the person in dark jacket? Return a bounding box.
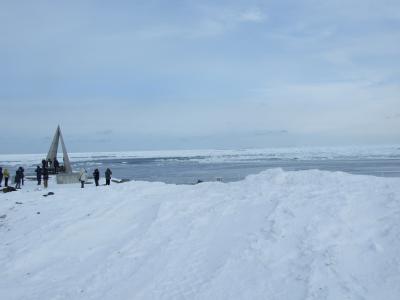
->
[93,169,100,186]
[105,168,112,185]
[42,159,47,170]
[19,167,25,185]
[35,166,42,185]
[42,167,49,188]
[54,158,60,174]
[15,169,22,189]
[0,166,3,187]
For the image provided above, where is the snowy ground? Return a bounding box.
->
[1,169,400,300]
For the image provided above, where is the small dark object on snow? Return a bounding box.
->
[0,214,6,219]
[3,186,17,193]
[36,212,40,214]
[196,179,203,184]
[43,192,55,197]
[15,202,23,204]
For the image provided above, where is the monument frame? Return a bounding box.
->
[47,126,80,184]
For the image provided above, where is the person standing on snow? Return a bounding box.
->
[47,158,52,169]
[93,169,100,186]
[19,167,25,186]
[15,169,22,189]
[0,166,3,187]
[79,169,87,188]
[3,168,10,187]
[105,168,112,185]
[42,167,49,188]
[54,158,60,174]
[35,166,42,185]
[42,159,47,170]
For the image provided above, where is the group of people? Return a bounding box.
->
[0,166,24,189]
[45,158,61,173]
[35,161,50,188]
[1,162,113,190]
[79,168,112,188]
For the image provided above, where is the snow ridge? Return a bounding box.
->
[1,169,400,299]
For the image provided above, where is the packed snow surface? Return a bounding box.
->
[1,169,400,300]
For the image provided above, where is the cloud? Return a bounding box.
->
[385,113,400,120]
[251,130,288,136]
[238,9,266,23]
[130,6,267,39]
[96,130,114,136]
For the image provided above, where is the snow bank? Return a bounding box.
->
[1,169,400,300]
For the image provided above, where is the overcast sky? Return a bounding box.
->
[1,0,399,153]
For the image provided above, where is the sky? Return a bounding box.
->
[0,0,399,153]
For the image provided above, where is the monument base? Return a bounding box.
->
[56,172,80,184]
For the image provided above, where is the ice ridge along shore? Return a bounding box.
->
[1,169,400,299]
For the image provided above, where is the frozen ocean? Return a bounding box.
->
[1,145,399,184]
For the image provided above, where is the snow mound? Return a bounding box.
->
[1,169,400,299]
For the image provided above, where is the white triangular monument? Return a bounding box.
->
[47,125,72,173]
